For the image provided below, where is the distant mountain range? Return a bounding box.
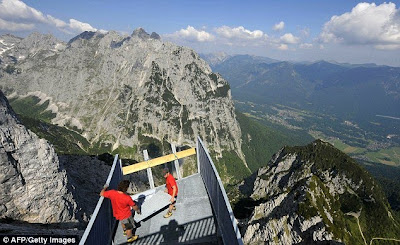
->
[206,54,400,122]
[200,53,279,67]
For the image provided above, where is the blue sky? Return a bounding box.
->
[1,0,400,66]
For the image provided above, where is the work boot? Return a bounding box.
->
[127,235,138,243]
[163,211,173,218]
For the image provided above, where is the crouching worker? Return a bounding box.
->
[100,180,141,243]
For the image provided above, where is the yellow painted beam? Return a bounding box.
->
[123,148,196,175]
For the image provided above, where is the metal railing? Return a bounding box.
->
[80,138,243,245]
[79,154,123,245]
[196,137,243,245]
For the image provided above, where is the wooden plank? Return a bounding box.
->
[123,148,196,175]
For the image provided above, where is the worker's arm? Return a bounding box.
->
[170,185,177,203]
[100,184,108,197]
[132,203,141,215]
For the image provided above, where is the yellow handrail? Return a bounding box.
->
[122,148,196,175]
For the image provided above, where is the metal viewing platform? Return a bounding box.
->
[79,137,243,245]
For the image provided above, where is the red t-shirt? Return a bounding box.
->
[166,174,178,196]
[103,190,135,220]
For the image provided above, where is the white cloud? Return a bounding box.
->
[0,0,103,34]
[273,21,285,31]
[215,26,265,40]
[167,25,214,42]
[277,44,288,50]
[300,43,313,49]
[46,15,67,28]
[280,33,300,44]
[68,19,97,33]
[375,44,400,50]
[0,18,34,31]
[164,25,269,49]
[320,2,400,49]
[0,0,46,23]
[300,27,310,38]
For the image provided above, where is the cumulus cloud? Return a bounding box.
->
[300,27,310,38]
[166,25,214,42]
[0,0,102,34]
[374,44,400,50]
[0,0,46,23]
[0,18,34,31]
[164,25,270,48]
[215,26,265,40]
[46,16,98,33]
[300,43,313,49]
[320,2,400,49]
[68,19,97,33]
[46,15,67,28]
[280,33,300,44]
[277,44,288,50]
[273,21,285,31]
[167,25,306,51]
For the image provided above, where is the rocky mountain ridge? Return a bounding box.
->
[236,140,400,244]
[0,90,77,224]
[199,52,231,66]
[0,29,248,180]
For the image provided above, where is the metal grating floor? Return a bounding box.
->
[113,174,219,244]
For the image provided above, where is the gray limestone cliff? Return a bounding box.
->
[0,30,247,175]
[0,90,77,224]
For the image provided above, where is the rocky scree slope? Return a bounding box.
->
[0,29,248,180]
[236,140,400,244]
[0,90,77,224]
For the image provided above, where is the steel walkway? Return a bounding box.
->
[114,174,218,244]
[79,137,243,245]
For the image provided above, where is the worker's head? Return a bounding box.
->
[162,168,170,178]
[117,180,130,193]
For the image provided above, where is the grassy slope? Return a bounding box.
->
[17,115,90,155]
[286,141,400,243]
[9,96,56,123]
[308,132,400,213]
[237,111,313,172]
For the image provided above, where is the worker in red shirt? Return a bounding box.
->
[163,168,178,218]
[100,180,140,243]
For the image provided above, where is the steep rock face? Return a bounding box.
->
[0,34,23,67]
[237,140,400,244]
[0,30,245,168]
[0,33,63,65]
[0,90,77,223]
[0,34,22,55]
